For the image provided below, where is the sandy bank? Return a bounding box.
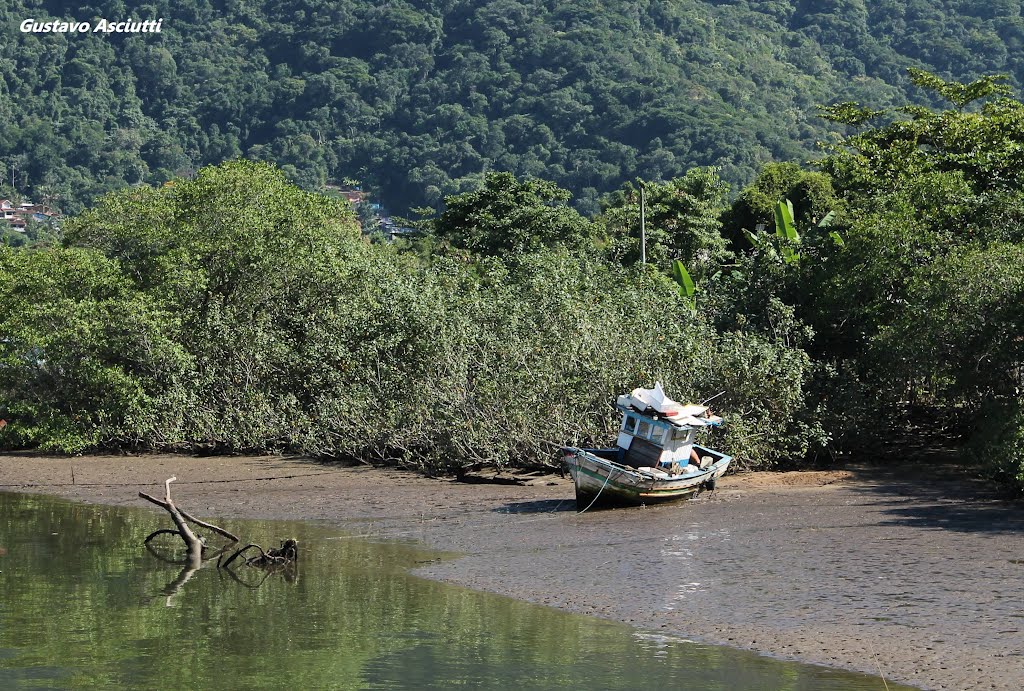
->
[1,453,1021,690]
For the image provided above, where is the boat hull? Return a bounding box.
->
[564,445,731,507]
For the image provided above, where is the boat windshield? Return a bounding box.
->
[650,427,666,445]
[671,428,691,442]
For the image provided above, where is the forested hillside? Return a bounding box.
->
[4,0,1024,214]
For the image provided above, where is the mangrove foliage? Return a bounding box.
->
[3,69,1024,493]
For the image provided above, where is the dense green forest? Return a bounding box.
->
[3,69,1024,492]
[2,2,1024,491]
[0,158,819,472]
[5,1,1024,214]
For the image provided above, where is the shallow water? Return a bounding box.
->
[0,492,912,689]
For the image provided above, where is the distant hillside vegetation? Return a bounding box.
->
[3,0,1024,213]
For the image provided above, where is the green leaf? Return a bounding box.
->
[671,259,695,298]
[775,199,799,243]
[775,199,800,265]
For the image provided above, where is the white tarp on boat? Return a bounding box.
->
[616,382,722,427]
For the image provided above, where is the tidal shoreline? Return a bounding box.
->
[1,453,1020,690]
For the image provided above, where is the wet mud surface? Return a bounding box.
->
[2,453,1021,690]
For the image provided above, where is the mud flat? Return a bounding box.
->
[2,453,1021,690]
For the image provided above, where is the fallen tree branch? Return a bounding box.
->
[221,539,299,570]
[220,544,265,570]
[144,528,183,545]
[138,474,241,573]
[178,508,240,543]
[138,477,204,568]
[139,478,240,546]
[139,478,297,589]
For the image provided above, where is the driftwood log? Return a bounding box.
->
[139,477,298,579]
[139,477,237,568]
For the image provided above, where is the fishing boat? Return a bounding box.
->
[563,383,732,507]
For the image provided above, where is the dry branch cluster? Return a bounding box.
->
[139,477,297,579]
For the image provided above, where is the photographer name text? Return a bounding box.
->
[20,18,164,34]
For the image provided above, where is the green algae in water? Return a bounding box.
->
[0,493,914,690]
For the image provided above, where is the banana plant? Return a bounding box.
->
[817,210,845,247]
[743,200,844,263]
[774,199,800,264]
[741,225,780,261]
[671,259,696,310]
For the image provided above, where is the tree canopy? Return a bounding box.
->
[6,1,1024,215]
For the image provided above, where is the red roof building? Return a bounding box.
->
[1,200,59,232]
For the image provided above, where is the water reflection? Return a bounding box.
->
[0,493,914,689]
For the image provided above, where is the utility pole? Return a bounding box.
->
[9,155,25,192]
[639,181,647,265]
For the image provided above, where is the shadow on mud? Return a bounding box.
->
[845,456,1024,535]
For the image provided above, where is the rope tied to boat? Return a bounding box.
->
[574,452,614,514]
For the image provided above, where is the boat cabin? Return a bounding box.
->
[613,383,722,471]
